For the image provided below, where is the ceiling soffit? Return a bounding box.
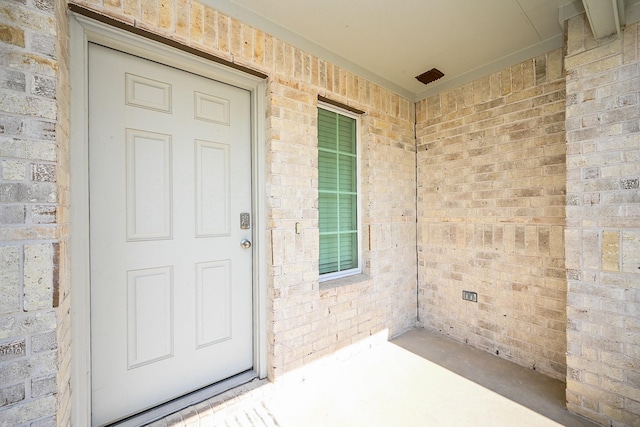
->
[206,0,640,101]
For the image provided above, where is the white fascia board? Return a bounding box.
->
[582,0,622,40]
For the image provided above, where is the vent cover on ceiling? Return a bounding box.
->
[416,68,444,85]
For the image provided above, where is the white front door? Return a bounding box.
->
[88,43,253,426]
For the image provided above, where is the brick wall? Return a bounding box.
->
[266,74,416,376]
[0,0,70,424]
[12,1,640,426]
[415,49,567,380]
[71,0,417,387]
[565,14,640,426]
[53,0,71,424]
[0,0,417,424]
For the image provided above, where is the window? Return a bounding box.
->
[318,106,360,281]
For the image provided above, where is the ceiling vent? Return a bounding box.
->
[416,68,444,85]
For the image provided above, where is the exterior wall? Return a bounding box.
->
[81,0,416,380]
[67,0,417,378]
[8,0,639,426]
[53,0,71,424]
[565,15,640,426]
[266,76,416,376]
[416,49,567,380]
[1,0,417,424]
[0,0,71,424]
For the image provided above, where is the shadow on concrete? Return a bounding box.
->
[391,328,598,427]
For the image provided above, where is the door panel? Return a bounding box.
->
[88,43,253,426]
[126,267,174,369]
[126,129,173,240]
[195,140,230,236]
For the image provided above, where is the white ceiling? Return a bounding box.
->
[208,0,637,101]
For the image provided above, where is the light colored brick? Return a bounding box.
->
[622,231,640,273]
[23,243,54,311]
[31,330,56,353]
[0,339,26,363]
[0,312,56,342]
[0,93,56,120]
[0,246,21,314]
[175,0,189,37]
[1,2,636,427]
[0,382,25,408]
[416,48,567,381]
[140,0,158,24]
[31,376,56,398]
[2,160,26,181]
[565,13,640,427]
[158,0,173,29]
[0,395,56,426]
[123,0,140,18]
[582,229,600,270]
[602,231,620,271]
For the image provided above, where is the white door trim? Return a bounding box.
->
[69,13,267,426]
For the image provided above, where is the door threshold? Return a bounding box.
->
[107,370,257,427]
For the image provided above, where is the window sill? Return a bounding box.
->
[319,273,372,291]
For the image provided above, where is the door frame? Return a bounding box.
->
[69,13,267,426]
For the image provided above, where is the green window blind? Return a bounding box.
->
[318,107,358,276]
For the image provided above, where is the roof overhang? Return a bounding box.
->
[582,0,625,40]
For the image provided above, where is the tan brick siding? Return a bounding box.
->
[0,0,417,424]
[70,0,417,383]
[5,0,639,425]
[0,0,69,423]
[565,14,640,427]
[54,0,72,424]
[415,49,567,380]
[265,71,416,375]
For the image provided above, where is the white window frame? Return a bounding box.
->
[318,102,362,282]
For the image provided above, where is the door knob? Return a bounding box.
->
[240,239,252,249]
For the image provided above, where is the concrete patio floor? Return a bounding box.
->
[147,327,599,427]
